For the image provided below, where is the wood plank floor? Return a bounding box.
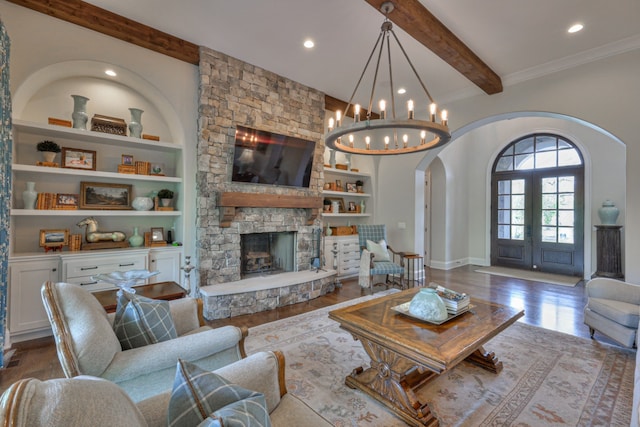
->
[0,265,614,394]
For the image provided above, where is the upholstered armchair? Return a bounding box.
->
[0,351,332,427]
[583,277,640,347]
[41,281,248,402]
[356,224,406,293]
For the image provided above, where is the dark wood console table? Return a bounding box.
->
[93,281,187,313]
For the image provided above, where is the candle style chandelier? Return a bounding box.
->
[325,2,451,155]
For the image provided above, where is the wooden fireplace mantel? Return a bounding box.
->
[218,192,322,227]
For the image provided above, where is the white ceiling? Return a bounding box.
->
[85,0,640,109]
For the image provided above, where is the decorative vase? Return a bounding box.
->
[41,151,56,163]
[409,288,448,322]
[345,153,352,171]
[329,149,336,168]
[325,223,332,236]
[598,200,620,225]
[128,227,144,247]
[71,94,89,130]
[128,108,144,138]
[360,200,365,213]
[132,196,154,211]
[22,181,37,209]
[332,201,340,214]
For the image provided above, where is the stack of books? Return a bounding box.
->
[434,284,470,315]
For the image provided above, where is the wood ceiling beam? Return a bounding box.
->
[6,0,200,65]
[363,0,503,95]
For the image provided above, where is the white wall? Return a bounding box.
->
[376,49,639,280]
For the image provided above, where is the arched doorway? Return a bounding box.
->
[491,133,584,276]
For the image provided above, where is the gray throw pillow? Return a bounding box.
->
[113,291,177,350]
[168,359,272,427]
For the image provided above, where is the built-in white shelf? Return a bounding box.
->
[11,209,180,217]
[322,190,370,198]
[321,213,371,218]
[323,167,371,178]
[12,164,182,183]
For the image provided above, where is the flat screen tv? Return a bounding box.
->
[231,125,316,188]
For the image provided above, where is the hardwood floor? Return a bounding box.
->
[0,265,613,394]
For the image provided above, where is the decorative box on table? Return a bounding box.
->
[91,114,127,136]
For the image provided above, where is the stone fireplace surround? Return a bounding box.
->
[196,46,336,319]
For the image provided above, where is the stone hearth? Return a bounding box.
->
[201,270,336,319]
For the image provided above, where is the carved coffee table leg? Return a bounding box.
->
[465,345,503,373]
[345,336,440,427]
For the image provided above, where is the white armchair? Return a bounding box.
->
[41,281,248,402]
[583,277,640,347]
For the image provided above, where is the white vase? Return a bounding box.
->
[132,196,154,211]
[71,94,89,130]
[41,151,56,163]
[129,108,144,138]
[161,198,172,207]
[22,181,37,209]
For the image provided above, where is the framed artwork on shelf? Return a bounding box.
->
[150,227,164,241]
[121,154,134,166]
[55,193,79,209]
[325,197,346,213]
[348,201,357,212]
[79,182,132,210]
[39,229,69,248]
[150,162,165,176]
[346,182,357,193]
[335,179,342,190]
[61,147,96,171]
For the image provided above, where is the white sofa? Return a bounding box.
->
[0,351,333,427]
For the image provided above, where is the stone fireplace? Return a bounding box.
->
[195,45,336,319]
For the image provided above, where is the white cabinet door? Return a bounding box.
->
[149,249,182,284]
[9,259,59,335]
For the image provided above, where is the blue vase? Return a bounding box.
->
[409,288,448,322]
[128,227,144,247]
[128,108,144,138]
[598,200,619,225]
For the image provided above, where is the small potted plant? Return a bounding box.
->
[36,140,61,163]
[355,180,364,193]
[157,189,174,207]
[323,198,332,212]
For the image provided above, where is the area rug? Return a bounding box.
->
[474,266,581,287]
[246,291,634,426]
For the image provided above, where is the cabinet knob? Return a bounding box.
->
[52,268,57,272]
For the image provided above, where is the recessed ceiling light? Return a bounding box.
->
[303,39,314,49]
[397,88,406,94]
[105,69,117,77]
[568,23,583,33]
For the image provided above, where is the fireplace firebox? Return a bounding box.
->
[240,232,296,278]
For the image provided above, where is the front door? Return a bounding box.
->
[490,134,584,276]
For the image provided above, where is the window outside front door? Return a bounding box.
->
[491,134,584,276]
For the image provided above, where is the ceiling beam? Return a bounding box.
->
[6,0,200,65]
[363,0,503,95]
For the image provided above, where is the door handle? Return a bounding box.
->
[526,225,532,239]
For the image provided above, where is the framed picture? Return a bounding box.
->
[62,147,96,170]
[55,193,78,209]
[346,182,357,193]
[121,154,134,166]
[39,229,69,248]
[348,201,357,212]
[150,227,165,241]
[79,182,132,210]
[325,197,346,213]
[150,162,165,176]
[335,179,342,190]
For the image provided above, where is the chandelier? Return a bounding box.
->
[325,2,451,155]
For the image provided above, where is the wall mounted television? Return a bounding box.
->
[231,125,316,188]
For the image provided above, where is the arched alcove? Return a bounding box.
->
[419,111,625,278]
[12,60,184,145]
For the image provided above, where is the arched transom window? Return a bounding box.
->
[494,134,582,172]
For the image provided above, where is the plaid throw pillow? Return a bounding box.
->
[113,291,177,350]
[168,359,272,427]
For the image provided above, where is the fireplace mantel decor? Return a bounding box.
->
[218,192,322,227]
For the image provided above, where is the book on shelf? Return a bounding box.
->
[433,283,470,314]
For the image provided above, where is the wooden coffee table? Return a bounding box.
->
[328,288,524,427]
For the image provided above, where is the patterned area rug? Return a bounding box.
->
[246,291,634,426]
